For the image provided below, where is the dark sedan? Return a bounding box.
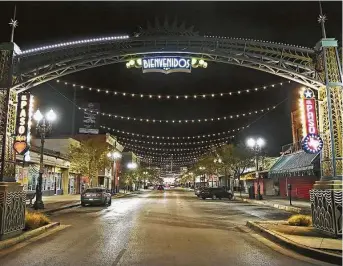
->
[81,188,112,206]
[199,187,233,200]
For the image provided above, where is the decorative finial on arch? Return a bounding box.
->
[134,17,199,37]
[318,1,327,38]
[9,5,18,42]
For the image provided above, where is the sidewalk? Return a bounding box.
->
[247,220,342,264]
[235,193,311,214]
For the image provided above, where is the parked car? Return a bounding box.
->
[199,187,233,200]
[195,187,207,197]
[81,188,112,206]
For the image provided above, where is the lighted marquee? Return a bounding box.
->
[299,88,323,154]
[142,57,191,74]
[126,57,208,74]
[13,93,34,155]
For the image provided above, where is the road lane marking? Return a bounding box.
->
[112,248,127,266]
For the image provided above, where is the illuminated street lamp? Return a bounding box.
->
[33,109,57,210]
[246,137,265,200]
[214,157,230,191]
[127,162,138,169]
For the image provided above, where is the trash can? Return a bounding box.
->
[248,186,255,199]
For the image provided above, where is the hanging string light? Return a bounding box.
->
[123,142,225,156]
[121,141,225,152]
[116,134,234,146]
[56,79,291,100]
[82,105,276,124]
[100,125,247,139]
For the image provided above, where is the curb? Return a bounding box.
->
[237,197,303,213]
[0,222,60,250]
[246,221,342,265]
[42,203,81,214]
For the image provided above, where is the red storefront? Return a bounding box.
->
[269,151,320,200]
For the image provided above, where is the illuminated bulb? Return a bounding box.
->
[97,89,100,92]
[56,80,60,83]
[194,95,197,98]
[199,59,204,65]
[149,95,152,98]
[106,90,109,93]
[238,91,241,94]
[202,95,206,98]
[167,95,170,99]
[136,58,142,66]
[140,94,144,97]
[220,93,223,96]
[211,94,215,97]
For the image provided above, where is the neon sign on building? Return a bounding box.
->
[13,93,34,155]
[299,88,323,154]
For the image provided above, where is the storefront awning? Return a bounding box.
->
[269,151,319,178]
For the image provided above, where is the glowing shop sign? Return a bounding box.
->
[301,88,318,136]
[13,93,33,155]
[142,57,191,74]
[301,133,323,154]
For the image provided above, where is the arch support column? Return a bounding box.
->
[0,43,26,239]
[310,38,343,237]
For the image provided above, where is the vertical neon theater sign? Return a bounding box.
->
[300,88,323,154]
[13,93,34,158]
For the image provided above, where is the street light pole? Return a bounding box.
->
[247,137,265,201]
[33,109,56,210]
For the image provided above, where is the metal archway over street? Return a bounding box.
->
[12,22,325,93]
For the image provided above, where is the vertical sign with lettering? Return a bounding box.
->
[13,93,33,155]
[79,102,100,134]
[300,88,323,154]
[301,88,318,136]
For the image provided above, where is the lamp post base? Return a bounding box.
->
[33,200,45,210]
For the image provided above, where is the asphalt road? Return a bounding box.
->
[0,189,332,266]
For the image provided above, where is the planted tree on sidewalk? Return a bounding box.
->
[216,144,254,195]
[69,138,112,187]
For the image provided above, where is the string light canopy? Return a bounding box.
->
[82,105,276,124]
[100,125,247,139]
[56,79,290,100]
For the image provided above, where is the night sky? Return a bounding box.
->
[0,2,341,164]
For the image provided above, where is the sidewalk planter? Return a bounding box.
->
[310,189,342,237]
[0,182,26,240]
